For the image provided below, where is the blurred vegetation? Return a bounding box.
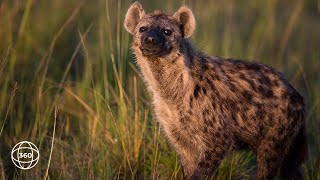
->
[0,0,319,179]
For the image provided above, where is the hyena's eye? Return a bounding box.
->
[163,29,172,36]
[139,26,147,33]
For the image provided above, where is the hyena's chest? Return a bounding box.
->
[152,95,178,128]
[151,93,205,148]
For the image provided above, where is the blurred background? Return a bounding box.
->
[0,0,319,179]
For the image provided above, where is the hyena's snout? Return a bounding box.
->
[140,28,166,56]
[143,30,164,45]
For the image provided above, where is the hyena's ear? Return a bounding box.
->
[173,5,196,38]
[124,1,145,34]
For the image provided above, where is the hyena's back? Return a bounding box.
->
[191,57,305,145]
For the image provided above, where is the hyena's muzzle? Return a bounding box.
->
[140,27,169,57]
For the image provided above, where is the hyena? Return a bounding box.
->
[124,2,307,179]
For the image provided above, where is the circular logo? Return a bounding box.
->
[11,141,40,170]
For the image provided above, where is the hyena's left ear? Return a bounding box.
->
[124,1,145,34]
[173,6,196,38]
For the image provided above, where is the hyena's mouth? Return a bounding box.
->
[140,45,172,57]
[140,47,162,56]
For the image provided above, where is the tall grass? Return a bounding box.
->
[0,0,319,179]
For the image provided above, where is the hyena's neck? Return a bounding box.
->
[135,40,198,102]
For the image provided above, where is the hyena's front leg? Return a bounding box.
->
[188,134,232,180]
[177,148,201,179]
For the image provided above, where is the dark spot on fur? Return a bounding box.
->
[257,108,266,120]
[202,108,210,116]
[212,74,221,81]
[206,77,216,92]
[199,75,204,81]
[189,96,194,108]
[202,87,207,95]
[229,82,236,91]
[246,63,262,71]
[180,118,186,123]
[242,90,253,102]
[194,84,201,98]
[258,85,274,98]
[253,102,263,109]
[264,76,272,86]
[215,133,221,138]
[211,102,217,110]
[289,93,304,105]
[232,111,237,121]
[273,79,280,87]
[203,64,209,70]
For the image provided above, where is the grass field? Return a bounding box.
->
[0,0,319,179]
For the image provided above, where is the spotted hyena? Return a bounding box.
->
[124,2,307,179]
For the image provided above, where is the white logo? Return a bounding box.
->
[11,141,40,170]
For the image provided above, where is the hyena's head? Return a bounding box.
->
[124,1,195,58]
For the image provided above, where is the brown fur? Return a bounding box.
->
[124,2,307,179]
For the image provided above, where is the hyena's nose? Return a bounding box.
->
[144,34,159,45]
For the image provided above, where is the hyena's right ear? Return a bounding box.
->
[124,1,145,34]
